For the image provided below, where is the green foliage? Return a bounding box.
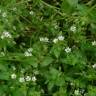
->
[0,0,96,95]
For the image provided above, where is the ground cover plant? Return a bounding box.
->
[0,0,96,96]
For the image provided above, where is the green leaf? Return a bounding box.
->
[51,44,62,58]
[61,0,78,14]
[67,0,78,7]
[61,51,86,67]
[46,68,62,91]
[53,87,67,96]
[28,88,41,96]
[0,62,7,71]
[88,86,96,96]
[12,87,27,96]
[77,4,89,15]
[41,56,53,67]
[0,72,10,80]
[0,85,8,95]
[48,82,54,91]
[28,91,41,96]
[24,56,38,68]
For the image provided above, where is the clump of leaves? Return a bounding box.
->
[0,0,96,96]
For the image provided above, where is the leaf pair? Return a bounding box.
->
[61,0,78,14]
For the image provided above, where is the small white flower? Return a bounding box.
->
[70,25,76,32]
[92,41,96,46]
[24,51,32,57]
[11,73,16,79]
[32,76,36,82]
[58,35,64,41]
[4,32,11,37]
[2,12,7,17]
[53,38,58,43]
[70,82,74,86]
[74,90,80,95]
[1,35,4,39]
[19,77,25,83]
[44,37,49,42]
[25,76,31,81]
[1,31,12,39]
[27,48,33,52]
[40,37,44,41]
[65,47,71,53]
[39,37,49,42]
[92,63,96,68]
[24,48,33,57]
[29,11,34,15]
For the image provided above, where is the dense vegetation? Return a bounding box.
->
[0,0,96,95]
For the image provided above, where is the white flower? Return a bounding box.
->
[11,73,16,79]
[74,90,80,95]
[4,32,12,38]
[2,12,7,17]
[53,35,64,43]
[27,48,33,52]
[58,35,64,41]
[24,48,33,57]
[39,37,49,42]
[70,82,74,86]
[40,37,44,41]
[29,11,34,15]
[44,37,49,42]
[65,47,71,53]
[1,31,12,39]
[53,38,58,43]
[25,76,31,81]
[92,63,96,68]
[70,25,76,32]
[24,51,32,57]
[19,77,25,83]
[92,41,96,46]
[32,76,36,82]
[1,34,6,39]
